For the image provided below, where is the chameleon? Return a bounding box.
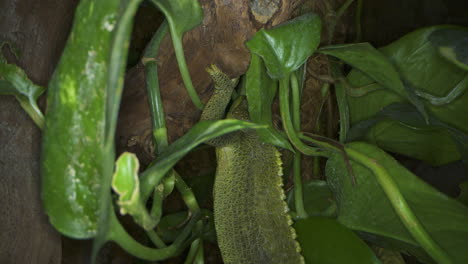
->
[201,65,304,264]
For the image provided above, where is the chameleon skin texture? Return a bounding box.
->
[203,65,303,264]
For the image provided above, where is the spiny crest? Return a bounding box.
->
[206,64,233,89]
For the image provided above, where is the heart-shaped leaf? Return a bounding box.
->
[246,13,321,79]
[287,180,336,217]
[326,142,468,263]
[345,26,468,165]
[319,43,405,96]
[294,217,381,264]
[429,27,468,71]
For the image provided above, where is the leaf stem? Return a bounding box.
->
[346,147,452,264]
[171,32,204,109]
[279,76,324,157]
[290,73,307,219]
[184,238,201,264]
[18,97,44,129]
[108,209,197,261]
[143,21,169,153]
[354,0,363,42]
[147,230,167,248]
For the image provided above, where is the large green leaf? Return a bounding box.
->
[150,0,202,37]
[429,27,468,71]
[246,13,321,79]
[0,52,45,128]
[41,0,124,239]
[287,180,336,217]
[347,103,462,165]
[319,43,405,96]
[294,217,381,264]
[245,54,293,151]
[326,142,468,263]
[346,26,468,165]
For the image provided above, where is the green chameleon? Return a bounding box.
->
[201,65,304,264]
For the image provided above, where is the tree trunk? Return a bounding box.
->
[0,0,79,263]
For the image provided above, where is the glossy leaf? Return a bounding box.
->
[246,13,321,79]
[0,54,45,128]
[112,152,156,230]
[347,103,462,165]
[429,27,468,71]
[150,0,202,37]
[140,119,263,200]
[346,25,468,165]
[245,54,293,151]
[319,43,405,96]
[287,180,336,217]
[326,142,468,263]
[294,217,381,264]
[41,0,123,239]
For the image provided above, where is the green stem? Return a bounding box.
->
[143,21,201,242]
[279,76,324,157]
[328,0,355,43]
[171,32,204,110]
[193,239,205,264]
[143,21,169,153]
[108,209,197,261]
[18,98,44,129]
[290,73,307,219]
[174,171,200,214]
[329,63,349,143]
[184,238,201,264]
[346,148,452,264]
[354,0,363,42]
[336,0,355,19]
[147,230,167,248]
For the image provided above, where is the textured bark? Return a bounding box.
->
[0,0,79,263]
[117,0,305,164]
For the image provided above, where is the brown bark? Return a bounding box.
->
[117,0,305,164]
[0,1,80,263]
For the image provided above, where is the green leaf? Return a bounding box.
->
[429,27,468,71]
[186,170,215,206]
[326,142,468,263]
[41,0,124,239]
[319,43,405,96]
[245,54,293,151]
[140,119,263,201]
[347,103,462,165]
[458,182,468,206]
[287,180,336,217]
[0,54,45,128]
[246,13,321,79]
[346,25,468,165]
[294,217,381,264]
[112,152,157,230]
[150,0,202,37]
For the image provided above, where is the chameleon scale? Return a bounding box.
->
[201,65,304,264]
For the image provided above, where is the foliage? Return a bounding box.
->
[2,0,467,263]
